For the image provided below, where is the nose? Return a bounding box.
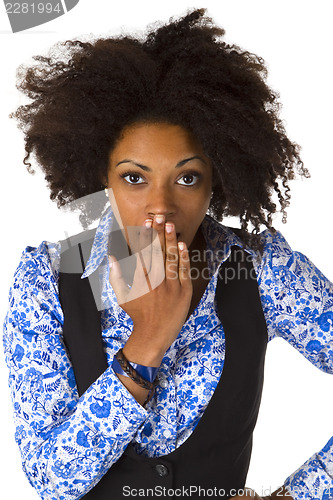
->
[146,185,177,219]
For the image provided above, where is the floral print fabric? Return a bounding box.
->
[3,208,333,499]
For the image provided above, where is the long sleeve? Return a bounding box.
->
[257,230,333,499]
[2,242,148,500]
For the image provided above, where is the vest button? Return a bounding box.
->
[155,464,169,477]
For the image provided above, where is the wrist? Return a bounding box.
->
[112,352,159,382]
[123,327,168,366]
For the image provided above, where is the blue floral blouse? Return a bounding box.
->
[3,207,333,500]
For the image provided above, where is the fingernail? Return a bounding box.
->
[155,215,164,224]
[145,219,152,228]
[165,223,173,234]
[178,242,185,251]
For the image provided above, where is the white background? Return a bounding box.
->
[0,0,332,497]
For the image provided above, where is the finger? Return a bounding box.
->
[108,255,129,304]
[164,222,179,283]
[126,223,154,300]
[178,242,192,289]
[127,250,151,300]
[148,216,165,288]
[138,219,153,276]
[152,214,166,259]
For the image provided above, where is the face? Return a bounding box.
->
[106,122,212,252]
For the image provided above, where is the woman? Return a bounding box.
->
[3,8,332,500]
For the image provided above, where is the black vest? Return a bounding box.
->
[59,229,267,499]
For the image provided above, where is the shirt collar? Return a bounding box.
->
[81,206,114,278]
[81,208,254,279]
[200,214,254,269]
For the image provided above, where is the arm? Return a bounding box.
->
[108,215,193,406]
[3,243,149,500]
[257,230,333,499]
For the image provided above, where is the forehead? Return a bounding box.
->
[110,122,205,159]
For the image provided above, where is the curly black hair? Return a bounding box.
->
[11,8,309,248]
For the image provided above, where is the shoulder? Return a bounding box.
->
[7,240,63,330]
[13,240,61,289]
[203,215,293,263]
[257,228,314,270]
[257,229,293,262]
[254,229,329,295]
[211,223,306,281]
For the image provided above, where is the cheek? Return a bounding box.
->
[110,196,141,231]
[114,198,138,220]
[186,200,209,230]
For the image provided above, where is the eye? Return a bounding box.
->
[177,173,201,186]
[120,172,145,185]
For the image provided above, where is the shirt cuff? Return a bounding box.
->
[284,448,333,499]
[75,364,149,451]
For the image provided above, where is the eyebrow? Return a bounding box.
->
[115,156,207,172]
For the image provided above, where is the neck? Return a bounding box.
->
[189,227,207,265]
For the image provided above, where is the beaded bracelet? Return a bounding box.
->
[113,348,158,404]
